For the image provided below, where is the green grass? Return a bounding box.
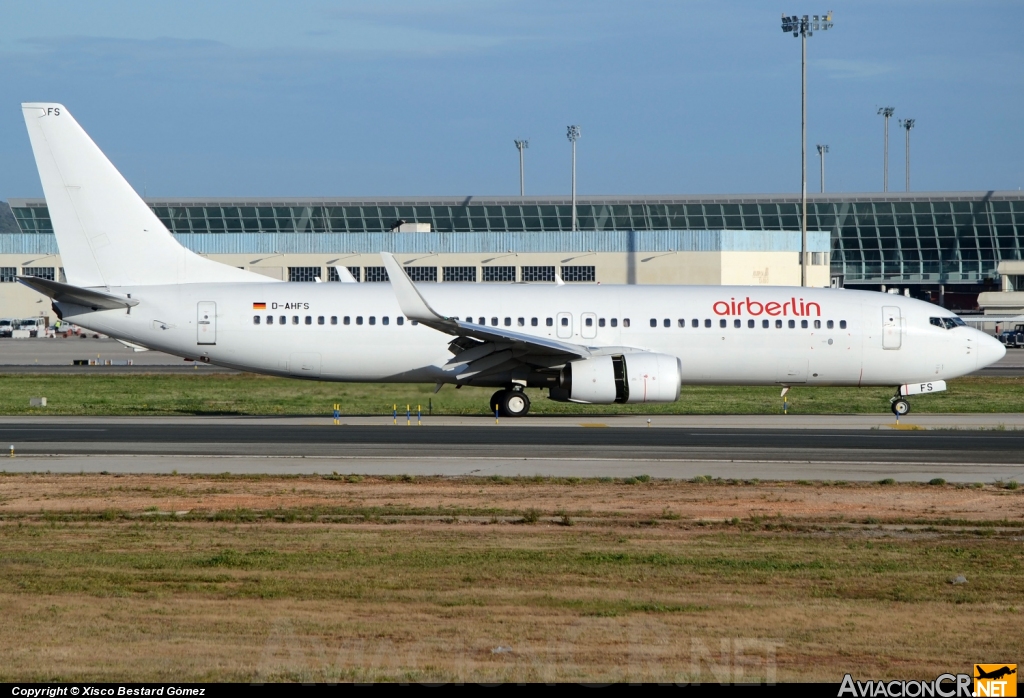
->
[1,373,1024,416]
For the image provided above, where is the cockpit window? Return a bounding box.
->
[931,316,966,330]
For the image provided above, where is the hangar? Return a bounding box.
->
[2,190,1022,324]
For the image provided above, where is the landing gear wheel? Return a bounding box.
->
[490,390,505,414]
[891,398,910,416]
[500,390,531,417]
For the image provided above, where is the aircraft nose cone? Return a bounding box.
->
[976,331,1006,370]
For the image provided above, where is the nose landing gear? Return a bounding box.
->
[890,396,910,416]
[490,388,532,417]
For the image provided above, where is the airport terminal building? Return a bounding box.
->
[3,190,1023,324]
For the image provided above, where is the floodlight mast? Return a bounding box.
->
[878,106,895,192]
[567,125,581,231]
[899,119,915,192]
[781,11,833,287]
[816,144,829,193]
[514,140,529,196]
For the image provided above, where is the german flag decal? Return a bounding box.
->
[253,302,266,310]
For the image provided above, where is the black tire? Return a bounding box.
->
[891,398,910,416]
[489,390,506,415]
[500,390,531,417]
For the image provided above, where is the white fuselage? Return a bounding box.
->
[57,283,1004,388]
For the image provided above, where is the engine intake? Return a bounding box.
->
[558,353,681,404]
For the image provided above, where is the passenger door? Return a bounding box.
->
[882,306,902,350]
[581,312,597,339]
[197,301,216,345]
[556,312,573,339]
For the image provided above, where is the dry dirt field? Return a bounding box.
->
[0,473,1021,683]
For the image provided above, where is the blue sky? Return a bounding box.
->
[1,0,1022,199]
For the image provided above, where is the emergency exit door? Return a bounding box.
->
[882,306,901,350]
[197,301,217,345]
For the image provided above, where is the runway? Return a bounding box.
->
[3,416,1023,483]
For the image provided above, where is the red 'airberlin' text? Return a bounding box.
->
[713,297,821,317]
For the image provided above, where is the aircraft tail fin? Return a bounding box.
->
[21,103,269,287]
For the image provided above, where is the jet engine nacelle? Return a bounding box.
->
[558,353,682,404]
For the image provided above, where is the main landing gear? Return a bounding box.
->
[490,388,532,417]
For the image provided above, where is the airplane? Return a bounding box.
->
[16,103,1007,417]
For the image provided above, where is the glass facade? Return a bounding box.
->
[10,193,1024,287]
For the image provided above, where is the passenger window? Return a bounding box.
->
[478,317,485,325]
[748,319,754,328]
[840,320,847,329]
[650,318,657,328]
[733,319,741,328]
[344,316,351,325]
[599,318,606,327]
[491,317,498,326]
[611,318,618,327]
[827,320,834,329]
[318,316,324,325]
[586,317,593,327]
[331,316,338,325]
[664,319,671,328]
[704,319,711,328]
[369,316,376,325]
[546,318,553,327]
[267,316,273,325]
[678,319,685,327]
[412,320,419,326]
[531,318,538,327]
[775,319,782,329]
[356,316,363,325]
[763,319,769,328]
[720,319,727,328]
[692,319,699,328]
[561,317,569,326]
[397,317,404,325]
[800,320,807,328]
[788,320,795,328]
[814,320,821,329]
[305,316,312,325]
[279,316,286,325]
[253,315,260,325]
[382,316,389,325]
[623,319,630,328]
[504,317,511,326]
[518,318,525,326]
[292,316,299,325]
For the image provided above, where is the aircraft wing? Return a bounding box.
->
[17,275,139,311]
[380,252,591,381]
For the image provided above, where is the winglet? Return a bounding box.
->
[334,265,358,283]
[380,252,447,324]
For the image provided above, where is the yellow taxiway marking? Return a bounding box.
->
[579,423,609,428]
[887,423,923,430]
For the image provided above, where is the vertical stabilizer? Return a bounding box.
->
[21,103,269,287]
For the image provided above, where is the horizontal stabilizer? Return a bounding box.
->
[17,275,138,311]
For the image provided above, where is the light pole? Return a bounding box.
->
[567,125,581,231]
[899,118,915,192]
[781,11,834,287]
[877,106,895,192]
[514,139,529,196]
[816,144,829,193]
